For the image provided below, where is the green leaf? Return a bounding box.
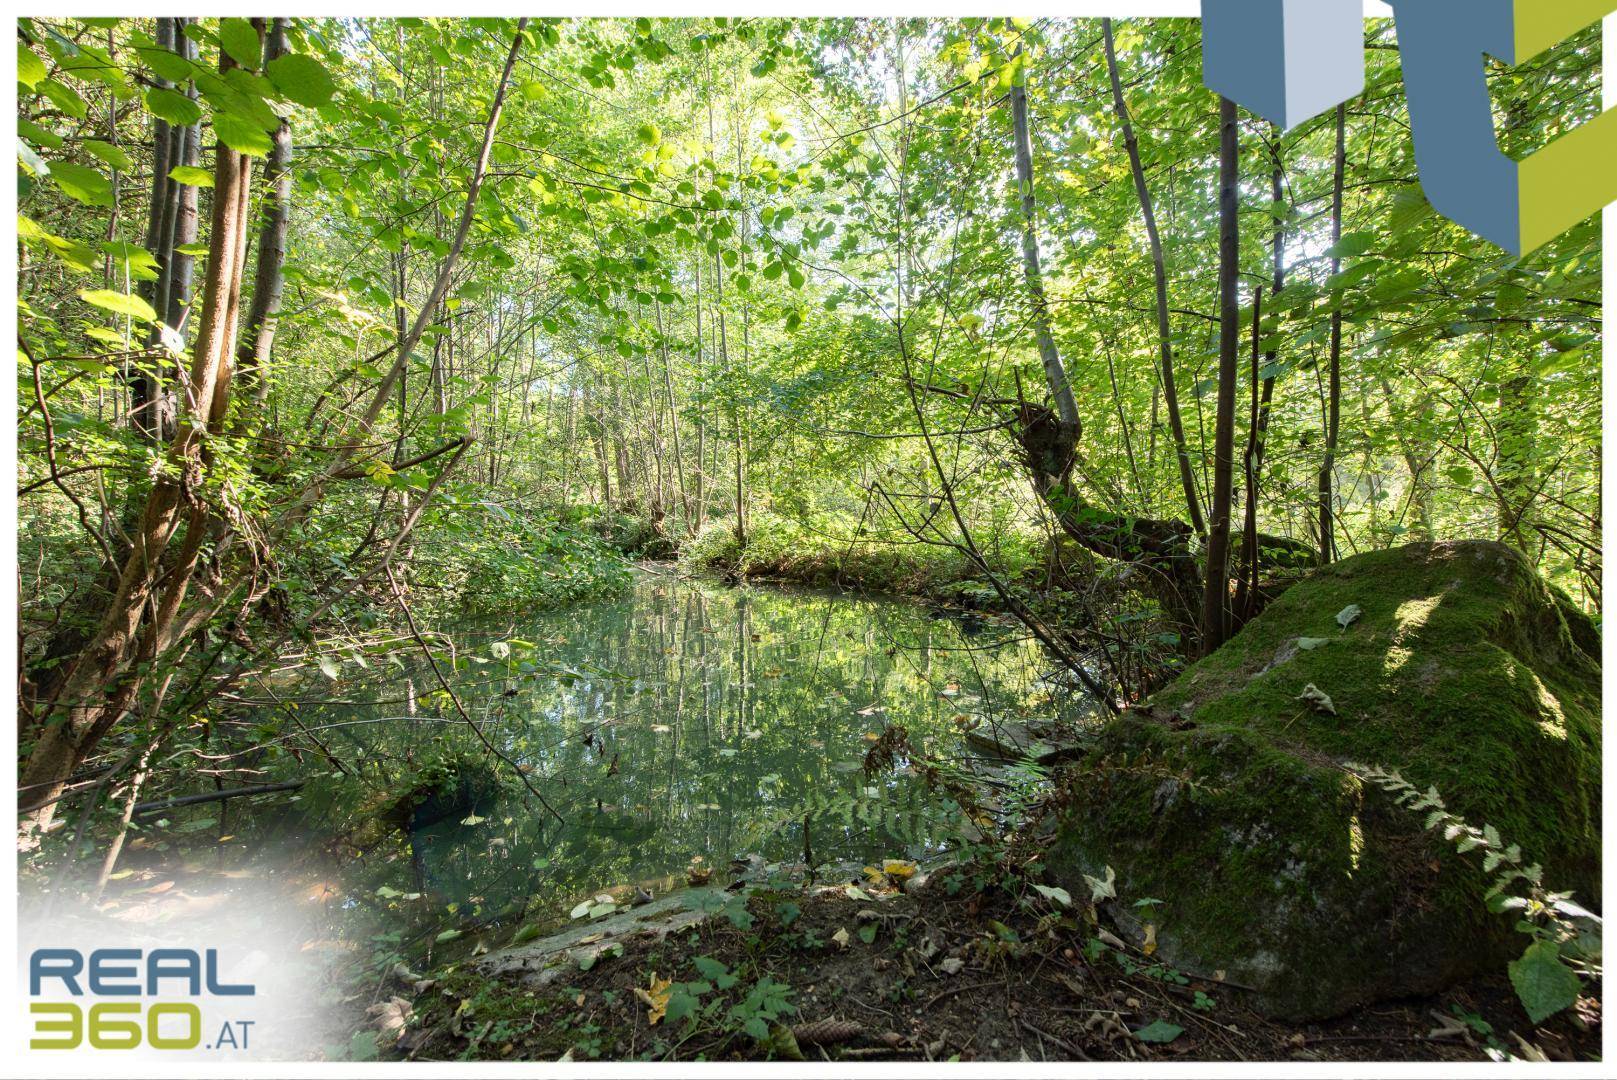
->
[169,165,215,188]
[39,79,88,119]
[50,162,114,207]
[146,87,202,126]
[18,43,47,89]
[637,122,662,146]
[317,656,341,680]
[434,928,461,943]
[267,52,337,108]
[1135,1019,1183,1043]
[79,289,158,323]
[138,44,195,83]
[219,18,263,69]
[1508,941,1581,1024]
[214,111,274,157]
[100,241,161,282]
[82,139,132,172]
[18,118,64,149]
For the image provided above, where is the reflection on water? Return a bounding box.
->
[291,570,1084,917]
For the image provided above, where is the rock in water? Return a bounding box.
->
[1047,540,1600,1020]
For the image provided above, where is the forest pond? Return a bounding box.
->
[276,569,1092,923]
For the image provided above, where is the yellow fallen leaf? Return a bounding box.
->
[831,927,850,949]
[633,972,673,1025]
[1143,923,1157,957]
[882,859,917,880]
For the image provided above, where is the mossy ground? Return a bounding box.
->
[1049,541,1601,1019]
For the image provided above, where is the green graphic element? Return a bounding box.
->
[1204,0,1617,256]
[1391,0,1617,255]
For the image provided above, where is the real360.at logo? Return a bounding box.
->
[27,947,257,1053]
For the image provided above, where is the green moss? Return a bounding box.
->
[1048,541,1601,1020]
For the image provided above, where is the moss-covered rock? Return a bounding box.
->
[1046,540,1600,1020]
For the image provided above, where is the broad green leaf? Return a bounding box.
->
[219,18,263,69]
[39,79,88,119]
[82,139,132,172]
[1508,941,1581,1024]
[169,165,215,187]
[18,118,64,149]
[50,162,114,207]
[267,52,337,108]
[79,289,158,323]
[146,87,202,126]
[138,44,196,83]
[18,43,47,89]
[213,111,274,156]
[100,241,161,282]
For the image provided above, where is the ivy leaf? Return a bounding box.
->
[1508,941,1581,1025]
[267,52,337,108]
[51,162,113,207]
[146,87,202,126]
[219,18,263,69]
[79,289,158,323]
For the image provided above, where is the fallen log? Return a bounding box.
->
[131,780,305,819]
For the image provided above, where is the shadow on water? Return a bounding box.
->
[283,571,1093,915]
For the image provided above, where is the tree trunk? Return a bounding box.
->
[1006,56,1201,641]
[1103,20,1205,535]
[20,34,262,832]
[1318,104,1347,565]
[1201,95,1241,655]
[236,18,292,404]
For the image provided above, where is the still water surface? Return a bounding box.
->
[286,570,1084,918]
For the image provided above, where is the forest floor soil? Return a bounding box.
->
[396,874,1601,1063]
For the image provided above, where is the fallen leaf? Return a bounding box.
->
[1298,684,1337,715]
[882,860,917,880]
[1083,865,1116,903]
[1336,604,1362,630]
[1033,883,1072,907]
[1143,923,1157,956]
[634,972,673,1025]
[366,996,413,1042]
[831,927,850,950]
[940,957,965,975]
